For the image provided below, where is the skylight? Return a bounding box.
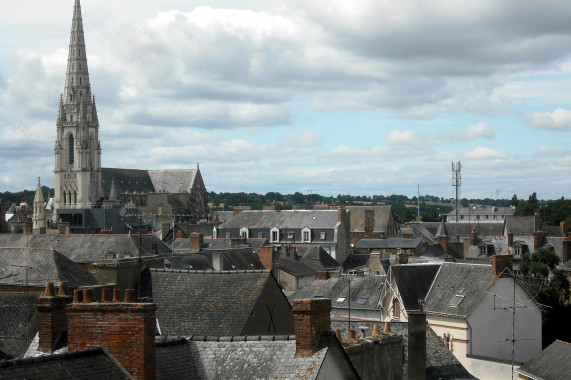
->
[355,297,368,305]
[335,297,346,303]
[449,295,464,307]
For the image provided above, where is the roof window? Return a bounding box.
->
[335,297,346,303]
[449,295,464,307]
[356,297,368,305]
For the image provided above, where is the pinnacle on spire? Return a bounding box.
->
[34,177,45,204]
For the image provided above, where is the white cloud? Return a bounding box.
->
[464,147,506,160]
[386,130,415,145]
[465,123,494,139]
[525,108,571,131]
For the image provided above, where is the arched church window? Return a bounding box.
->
[79,77,82,85]
[71,77,73,85]
[79,49,81,56]
[69,134,75,164]
[72,63,74,70]
[70,115,73,122]
[79,63,81,70]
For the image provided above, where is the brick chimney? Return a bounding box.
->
[231,236,247,247]
[534,230,546,251]
[492,254,512,277]
[470,227,478,246]
[395,253,408,265]
[439,235,448,252]
[314,271,330,280]
[292,298,332,356]
[67,289,156,380]
[563,233,571,264]
[37,281,73,353]
[190,231,203,253]
[259,244,279,273]
[508,230,514,247]
[408,307,427,380]
[561,221,566,237]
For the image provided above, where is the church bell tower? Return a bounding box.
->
[53,0,102,222]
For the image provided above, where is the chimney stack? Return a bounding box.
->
[395,253,408,265]
[492,254,512,277]
[67,288,156,380]
[439,235,448,252]
[190,231,203,253]
[212,251,224,271]
[534,230,546,251]
[470,227,478,246]
[408,309,427,380]
[231,236,247,248]
[508,230,514,247]
[292,298,332,356]
[259,245,279,273]
[314,271,330,281]
[562,233,571,264]
[37,281,73,353]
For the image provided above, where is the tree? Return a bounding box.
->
[519,247,571,346]
[510,194,518,207]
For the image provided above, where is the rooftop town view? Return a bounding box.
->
[1,1,571,379]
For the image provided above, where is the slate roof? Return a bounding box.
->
[0,292,41,358]
[0,347,133,379]
[516,339,571,380]
[0,248,97,288]
[355,237,424,250]
[421,243,448,259]
[345,205,394,232]
[330,320,476,380]
[444,222,505,237]
[100,168,200,194]
[218,210,342,229]
[279,258,316,277]
[163,254,213,270]
[288,275,385,311]
[288,244,342,270]
[202,248,266,270]
[504,215,538,236]
[446,206,515,218]
[423,262,493,318]
[390,264,441,311]
[140,269,277,336]
[342,253,371,271]
[155,337,195,380]
[186,333,359,380]
[0,234,170,264]
[202,238,268,252]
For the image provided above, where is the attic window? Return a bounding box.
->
[288,232,294,239]
[335,297,346,303]
[449,295,464,307]
[356,297,368,305]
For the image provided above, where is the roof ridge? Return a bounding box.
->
[148,268,270,274]
[0,246,53,251]
[0,347,104,368]
[188,334,296,342]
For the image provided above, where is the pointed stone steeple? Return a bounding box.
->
[33,177,46,233]
[53,0,102,222]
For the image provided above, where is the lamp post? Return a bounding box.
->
[344,275,353,336]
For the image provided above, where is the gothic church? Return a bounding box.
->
[53,0,207,232]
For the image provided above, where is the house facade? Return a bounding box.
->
[214,209,351,263]
[423,258,542,380]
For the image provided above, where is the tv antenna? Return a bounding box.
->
[451,161,461,222]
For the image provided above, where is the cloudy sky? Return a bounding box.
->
[2,0,571,200]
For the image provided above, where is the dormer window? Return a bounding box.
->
[270,227,280,243]
[302,227,311,242]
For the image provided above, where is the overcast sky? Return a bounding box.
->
[2,0,571,200]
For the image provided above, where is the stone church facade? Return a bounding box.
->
[52,0,207,232]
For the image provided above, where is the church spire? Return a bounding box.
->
[63,0,91,106]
